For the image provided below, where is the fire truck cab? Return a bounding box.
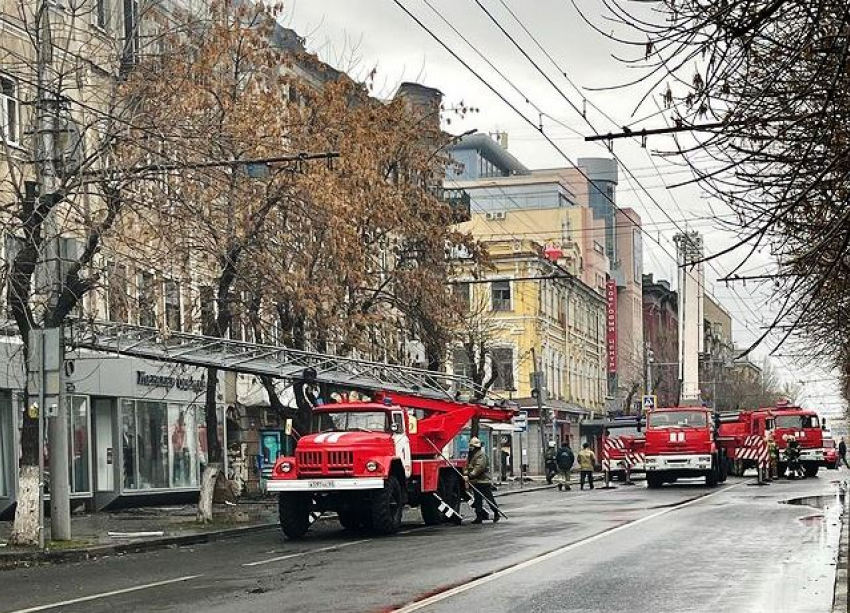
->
[771,405,825,478]
[643,407,728,488]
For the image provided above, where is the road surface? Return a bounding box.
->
[1,473,845,613]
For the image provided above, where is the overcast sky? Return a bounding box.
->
[281,0,844,418]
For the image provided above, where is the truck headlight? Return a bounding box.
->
[366,461,379,472]
[280,461,292,473]
[645,458,656,464]
[699,456,711,463]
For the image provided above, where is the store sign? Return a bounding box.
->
[136,370,206,393]
[606,279,618,373]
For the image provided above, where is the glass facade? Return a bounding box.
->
[0,391,12,497]
[121,400,221,491]
[69,396,90,494]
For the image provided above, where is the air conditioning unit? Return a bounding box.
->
[485,210,507,221]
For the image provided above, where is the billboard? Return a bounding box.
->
[606,279,618,373]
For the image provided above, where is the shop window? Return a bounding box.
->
[491,347,514,391]
[0,391,11,497]
[491,280,511,312]
[169,404,199,488]
[121,399,222,491]
[69,396,90,494]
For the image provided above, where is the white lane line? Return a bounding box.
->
[6,575,202,613]
[242,538,372,567]
[392,482,744,613]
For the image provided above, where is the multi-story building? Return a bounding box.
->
[642,273,680,407]
[0,3,449,513]
[448,236,606,474]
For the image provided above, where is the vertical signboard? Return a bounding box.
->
[606,279,618,373]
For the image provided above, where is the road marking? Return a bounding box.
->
[242,538,372,567]
[6,575,202,613]
[392,482,744,612]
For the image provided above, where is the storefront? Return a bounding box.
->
[0,341,228,516]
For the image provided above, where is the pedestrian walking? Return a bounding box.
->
[840,438,850,469]
[556,441,574,491]
[464,437,500,523]
[577,442,596,490]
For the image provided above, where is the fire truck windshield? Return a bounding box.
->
[648,411,708,429]
[313,411,390,433]
[775,415,819,429]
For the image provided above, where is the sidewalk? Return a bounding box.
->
[0,501,278,569]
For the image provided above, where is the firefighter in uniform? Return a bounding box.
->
[766,431,779,480]
[556,441,575,491]
[465,437,500,523]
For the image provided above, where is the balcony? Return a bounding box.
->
[441,188,472,223]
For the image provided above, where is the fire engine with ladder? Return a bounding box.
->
[67,320,516,539]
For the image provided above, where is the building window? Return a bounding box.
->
[200,286,215,335]
[491,347,514,392]
[107,262,129,323]
[452,282,470,312]
[122,0,140,67]
[491,280,511,312]
[0,76,19,146]
[94,0,107,28]
[452,347,472,379]
[137,271,155,327]
[164,279,181,331]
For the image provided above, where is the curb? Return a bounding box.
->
[0,523,277,571]
[494,484,556,497]
[833,488,849,613]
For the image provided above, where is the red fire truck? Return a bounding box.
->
[642,406,729,488]
[770,403,826,477]
[267,392,515,538]
[718,410,775,477]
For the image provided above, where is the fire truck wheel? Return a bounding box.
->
[372,475,404,535]
[805,465,819,478]
[646,473,662,489]
[420,493,442,526]
[434,472,463,525]
[278,492,312,539]
[706,462,719,487]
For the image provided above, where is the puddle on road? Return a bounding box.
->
[781,493,843,510]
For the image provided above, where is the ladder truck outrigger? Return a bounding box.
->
[65,320,515,539]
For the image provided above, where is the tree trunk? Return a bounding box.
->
[197,367,223,523]
[196,462,222,524]
[9,465,40,546]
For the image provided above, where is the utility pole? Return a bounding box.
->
[33,1,71,542]
[645,342,654,396]
[530,347,547,475]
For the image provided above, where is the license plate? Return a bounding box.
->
[308,480,335,489]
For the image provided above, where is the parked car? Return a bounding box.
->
[823,437,839,470]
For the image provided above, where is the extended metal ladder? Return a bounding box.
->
[66,319,483,400]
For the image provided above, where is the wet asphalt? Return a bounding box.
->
[0,472,846,613]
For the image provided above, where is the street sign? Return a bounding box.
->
[512,410,528,432]
[642,395,657,411]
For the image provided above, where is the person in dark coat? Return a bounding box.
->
[556,441,575,491]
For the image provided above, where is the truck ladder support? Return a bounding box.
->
[66,319,488,401]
